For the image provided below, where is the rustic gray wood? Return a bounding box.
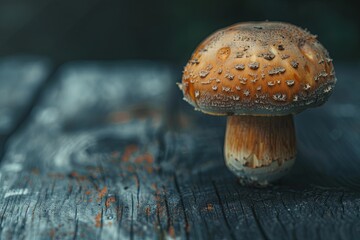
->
[0,56,51,155]
[0,60,359,240]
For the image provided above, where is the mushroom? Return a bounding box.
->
[179,22,336,185]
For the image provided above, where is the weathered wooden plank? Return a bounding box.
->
[0,56,51,156]
[0,61,177,240]
[0,61,359,240]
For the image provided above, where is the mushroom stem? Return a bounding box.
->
[224,115,296,184]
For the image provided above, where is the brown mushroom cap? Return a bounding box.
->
[180,21,336,116]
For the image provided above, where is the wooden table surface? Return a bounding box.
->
[0,56,359,240]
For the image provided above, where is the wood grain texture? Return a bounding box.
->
[0,56,51,133]
[0,56,51,156]
[0,60,359,239]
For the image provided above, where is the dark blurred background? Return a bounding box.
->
[0,0,358,65]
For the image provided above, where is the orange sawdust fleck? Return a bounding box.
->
[85,190,91,195]
[95,212,102,227]
[154,187,164,216]
[49,229,56,239]
[133,175,139,188]
[145,165,153,174]
[109,111,131,123]
[186,223,191,233]
[169,226,176,238]
[145,206,151,216]
[97,187,108,202]
[206,203,214,211]
[69,171,87,181]
[122,145,138,162]
[134,153,154,164]
[105,196,116,208]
